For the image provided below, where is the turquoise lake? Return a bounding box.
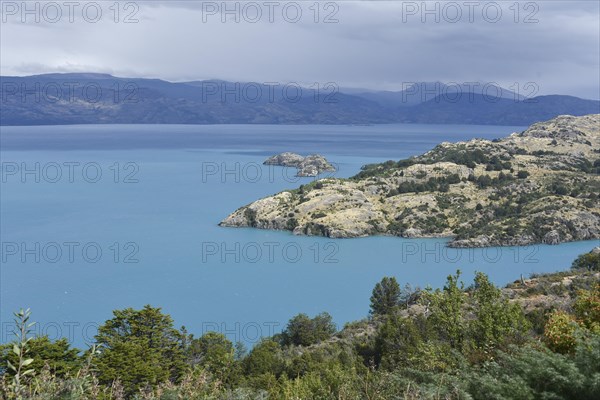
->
[1,124,598,347]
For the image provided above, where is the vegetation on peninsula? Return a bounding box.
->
[220,114,600,247]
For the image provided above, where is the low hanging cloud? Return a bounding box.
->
[1,0,598,99]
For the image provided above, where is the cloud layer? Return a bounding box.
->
[1,1,599,99]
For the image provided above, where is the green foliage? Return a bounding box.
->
[573,335,600,398]
[352,145,515,188]
[374,314,424,370]
[524,306,552,336]
[544,311,580,354]
[433,146,489,168]
[0,337,80,378]
[550,182,570,196]
[380,271,533,368]
[467,344,589,400]
[242,339,283,379]
[395,173,462,195]
[189,332,235,383]
[573,283,600,331]
[572,251,600,272]
[280,312,336,347]
[538,283,600,361]
[485,155,512,171]
[468,272,530,352]
[369,277,401,315]
[4,309,36,398]
[285,217,298,230]
[475,174,492,188]
[423,270,466,348]
[3,252,600,400]
[354,158,415,179]
[93,305,188,396]
[243,207,257,227]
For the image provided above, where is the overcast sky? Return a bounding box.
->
[1,0,599,99]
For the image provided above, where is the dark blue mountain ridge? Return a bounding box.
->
[1,74,598,126]
[353,81,527,107]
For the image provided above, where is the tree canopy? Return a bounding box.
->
[370,276,401,315]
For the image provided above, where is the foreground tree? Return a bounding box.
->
[281,312,336,346]
[2,251,597,399]
[242,338,284,390]
[469,272,530,351]
[3,309,36,398]
[370,277,401,315]
[573,283,600,332]
[544,311,580,354]
[374,314,425,369]
[189,331,235,383]
[572,251,600,272]
[423,271,466,348]
[93,305,187,396]
[0,336,80,378]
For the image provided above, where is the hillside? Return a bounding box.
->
[2,251,599,399]
[1,74,598,126]
[309,258,600,355]
[220,114,600,247]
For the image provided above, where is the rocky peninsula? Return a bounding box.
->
[221,115,600,247]
[264,152,336,177]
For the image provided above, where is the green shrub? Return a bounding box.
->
[572,251,600,272]
[370,277,401,315]
[93,306,188,396]
[544,311,579,354]
[280,313,336,347]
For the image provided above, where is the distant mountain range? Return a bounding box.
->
[1,73,598,126]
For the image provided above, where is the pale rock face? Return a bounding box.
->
[221,114,600,248]
[263,152,336,177]
[543,230,560,245]
[403,228,422,238]
[297,155,336,177]
[263,152,305,167]
[449,235,491,248]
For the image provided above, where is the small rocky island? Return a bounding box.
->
[222,115,600,247]
[264,152,336,177]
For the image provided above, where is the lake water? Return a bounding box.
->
[1,124,598,348]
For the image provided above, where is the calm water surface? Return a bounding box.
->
[1,124,598,347]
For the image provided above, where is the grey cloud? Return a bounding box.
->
[1,1,598,99]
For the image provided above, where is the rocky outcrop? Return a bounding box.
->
[297,155,336,177]
[221,115,600,247]
[543,230,561,245]
[449,234,538,248]
[263,152,336,177]
[263,152,305,167]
